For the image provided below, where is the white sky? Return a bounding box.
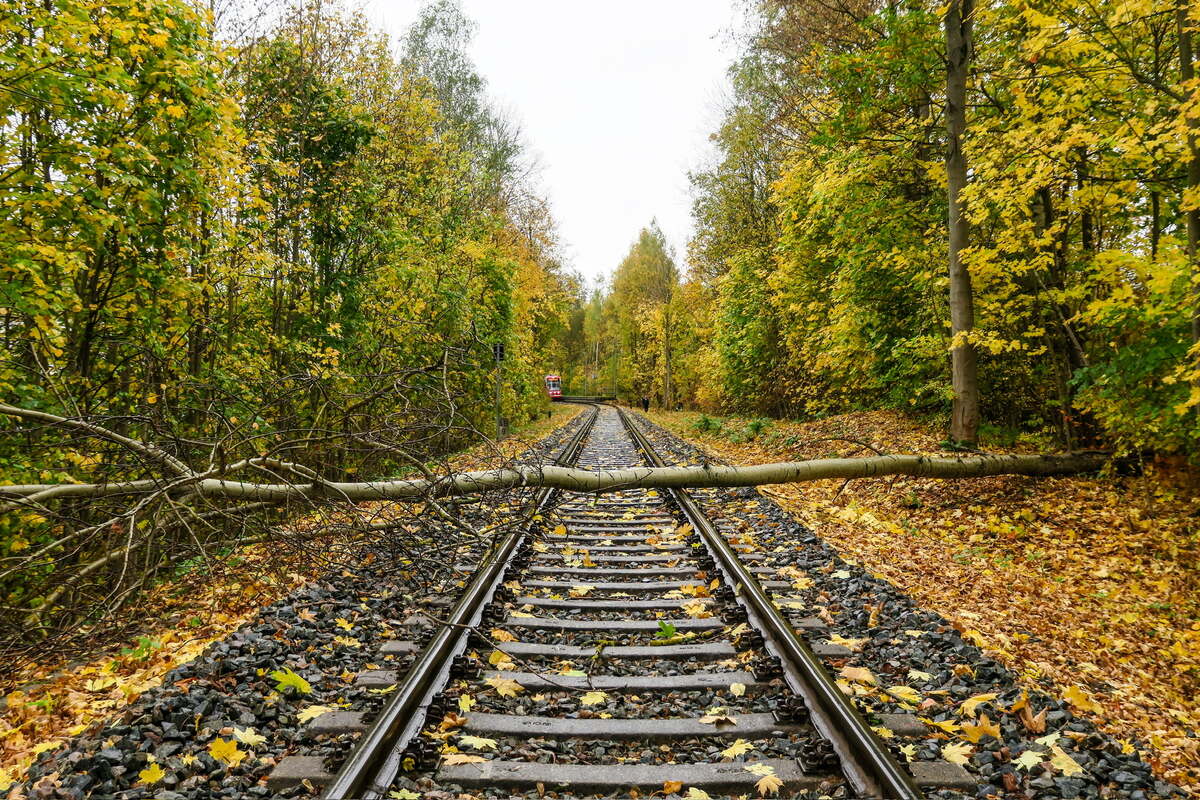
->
[360,1,739,286]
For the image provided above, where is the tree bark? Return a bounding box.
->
[2,451,1113,503]
[945,0,981,444]
[1180,3,1200,343]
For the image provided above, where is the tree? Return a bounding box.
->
[944,0,980,445]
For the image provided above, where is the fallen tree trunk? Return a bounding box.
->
[2,451,1112,503]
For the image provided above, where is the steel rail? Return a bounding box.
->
[322,404,600,800]
[616,406,923,800]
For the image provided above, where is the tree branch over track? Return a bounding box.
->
[3,451,1113,502]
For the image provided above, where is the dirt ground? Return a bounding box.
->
[648,408,1200,795]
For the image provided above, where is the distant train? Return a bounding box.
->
[544,374,562,399]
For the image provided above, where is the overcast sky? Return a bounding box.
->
[360,1,740,286]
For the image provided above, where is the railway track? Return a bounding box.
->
[273,405,975,798]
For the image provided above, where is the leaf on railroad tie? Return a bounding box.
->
[335,617,354,631]
[681,600,712,618]
[458,694,475,713]
[442,753,486,765]
[233,726,266,746]
[582,554,597,567]
[208,738,246,766]
[960,713,1001,743]
[941,741,973,766]
[958,692,998,718]
[699,707,737,726]
[580,690,608,706]
[532,541,548,552]
[389,791,420,799]
[663,780,684,794]
[744,762,775,777]
[439,712,468,730]
[510,611,535,618]
[838,665,877,685]
[729,682,747,697]
[297,704,334,723]
[569,585,592,597]
[791,576,814,590]
[491,628,518,642]
[756,773,784,797]
[678,583,710,597]
[907,669,934,682]
[721,738,753,759]
[333,635,360,648]
[137,762,166,785]
[1014,749,1045,770]
[1062,685,1103,714]
[656,620,678,639]
[684,788,711,800]
[886,685,921,704]
[271,667,312,695]
[829,633,867,652]
[560,668,587,677]
[486,676,524,697]
[488,649,512,666]
[551,525,567,536]
[458,734,497,750]
[1049,745,1085,777]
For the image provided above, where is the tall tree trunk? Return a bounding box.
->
[944,0,980,444]
[1180,4,1200,343]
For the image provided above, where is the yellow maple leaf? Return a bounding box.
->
[490,628,518,643]
[685,788,711,800]
[1049,745,1085,777]
[941,741,973,766]
[1062,685,1103,714]
[442,753,486,765]
[233,726,266,747]
[137,762,166,785]
[334,617,354,631]
[720,738,753,759]
[208,738,246,766]
[960,713,1001,743]
[297,704,334,723]
[839,665,877,685]
[486,676,524,697]
[580,690,608,706]
[886,685,921,704]
[755,773,784,796]
[729,682,747,697]
[457,734,497,750]
[958,692,998,718]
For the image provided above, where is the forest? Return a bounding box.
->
[1,0,1199,795]
[559,0,1199,457]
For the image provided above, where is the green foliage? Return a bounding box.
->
[677,0,1200,456]
[0,0,576,624]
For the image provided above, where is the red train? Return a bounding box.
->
[544,374,562,399]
